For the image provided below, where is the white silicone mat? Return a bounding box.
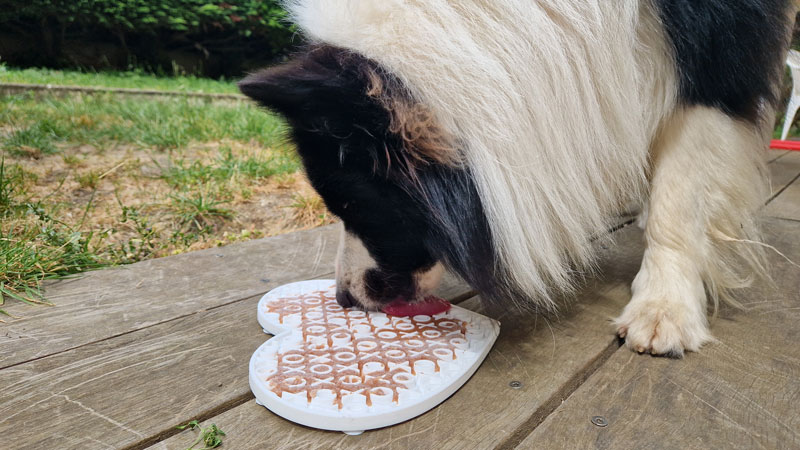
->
[249,280,500,433]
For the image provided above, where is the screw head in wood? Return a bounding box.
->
[508,380,523,389]
[591,416,608,427]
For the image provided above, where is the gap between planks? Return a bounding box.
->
[0,275,312,371]
[493,337,621,450]
[491,152,800,447]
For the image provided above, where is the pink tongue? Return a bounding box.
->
[382,296,452,317]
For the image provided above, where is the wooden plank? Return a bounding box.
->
[149,225,649,450]
[0,224,342,369]
[768,149,800,197]
[766,180,800,221]
[0,270,471,450]
[767,148,790,163]
[764,150,800,221]
[517,218,800,450]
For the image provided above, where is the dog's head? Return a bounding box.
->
[239,45,456,310]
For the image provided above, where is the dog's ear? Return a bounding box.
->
[240,46,458,167]
[238,47,369,126]
[239,62,325,119]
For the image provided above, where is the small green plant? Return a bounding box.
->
[62,153,82,166]
[170,190,234,232]
[176,420,226,450]
[75,170,101,189]
[110,200,161,264]
[290,193,331,228]
[2,120,65,157]
[0,158,22,216]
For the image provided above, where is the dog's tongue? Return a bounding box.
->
[382,296,452,317]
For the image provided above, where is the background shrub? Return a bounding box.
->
[0,1,297,77]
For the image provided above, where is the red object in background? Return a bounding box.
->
[770,139,800,151]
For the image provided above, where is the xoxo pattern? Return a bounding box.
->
[262,288,469,409]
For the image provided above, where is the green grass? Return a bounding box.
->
[0,88,308,312]
[0,159,104,317]
[169,190,234,233]
[2,119,67,156]
[0,92,289,152]
[0,65,239,94]
[161,146,297,187]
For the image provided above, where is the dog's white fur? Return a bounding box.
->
[616,106,771,355]
[286,0,775,354]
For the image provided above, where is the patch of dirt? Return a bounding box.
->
[4,140,336,261]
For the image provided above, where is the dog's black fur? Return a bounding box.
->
[240,48,502,304]
[656,0,791,122]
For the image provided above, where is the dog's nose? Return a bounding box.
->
[336,289,356,309]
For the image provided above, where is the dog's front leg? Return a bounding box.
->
[615,106,768,357]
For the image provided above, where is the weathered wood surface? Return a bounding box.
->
[0,273,471,450]
[518,218,800,450]
[764,150,800,221]
[150,224,647,450]
[767,149,789,163]
[767,150,800,197]
[1,224,342,368]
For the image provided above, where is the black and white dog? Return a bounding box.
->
[240,1,795,357]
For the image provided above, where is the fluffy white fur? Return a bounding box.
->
[286,0,679,307]
[616,106,771,355]
[284,0,776,353]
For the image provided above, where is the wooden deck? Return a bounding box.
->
[2,150,799,450]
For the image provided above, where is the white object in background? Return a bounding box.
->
[781,49,800,141]
[249,280,500,434]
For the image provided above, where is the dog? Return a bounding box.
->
[239,0,795,357]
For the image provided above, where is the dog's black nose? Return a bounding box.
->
[336,289,356,309]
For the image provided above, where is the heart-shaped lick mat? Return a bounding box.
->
[249,280,499,434]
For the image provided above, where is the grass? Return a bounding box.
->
[161,146,297,188]
[0,88,335,312]
[0,159,104,318]
[0,92,285,152]
[0,65,239,94]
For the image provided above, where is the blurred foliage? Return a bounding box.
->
[0,0,289,36]
[0,1,296,77]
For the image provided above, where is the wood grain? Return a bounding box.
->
[767,149,789,163]
[149,225,649,450]
[765,154,800,221]
[517,218,800,450]
[766,180,800,221]
[767,150,800,197]
[1,224,342,369]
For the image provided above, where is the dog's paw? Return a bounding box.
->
[614,300,712,358]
